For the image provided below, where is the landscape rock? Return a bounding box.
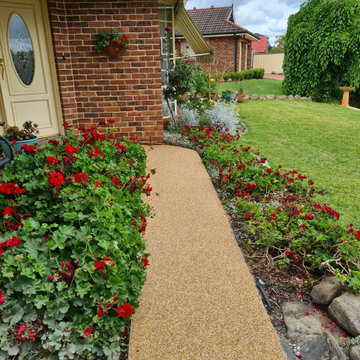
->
[259,94,266,99]
[265,94,276,99]
[244,95,250,100]
[300,97,308,101]
[329,292,360,336]
[311,276,343,304]
[276,95,287,100]
[295,94,301,100]
[250,94,259,100]
[282,302,325,341]
[297,333,347,360]
[350,345,360,360]
[288,95,294,100]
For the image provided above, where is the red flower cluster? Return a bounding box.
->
[73,172,89,186]
[3,206,15,216]
[94,256,115,271]
[21,143,37,155]
[83,327,92,336]
[115,143,127,154]
[0,236,21,256]
[115,302,134,317]
[0,289,5,305]
[112,177,123,187]
[141,258,149,266]
[65,145,79,155]
[46,156,59,165]
[0,182,26,195]
[14,321,42,342]
[48,172,64,189]
[93,181,102,187]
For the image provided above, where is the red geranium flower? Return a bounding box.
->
[98,309,104,317]
[115,302,134,317]
[72,172,88,186]
[46,156,58,165]
[0,183,26,195]
[47,172,64,189]
[141,258,149,266]
[65,145,78,155]
[94,260,105,271]
[3,207,15,216]
[7,236,20,248]
[93,181,102,187]
[107,118,115,124]
[0,289,5,305]
[83,327,92,336]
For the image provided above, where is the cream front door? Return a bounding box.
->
[0,0,61,137]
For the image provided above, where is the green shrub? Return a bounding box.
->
[283,0,360,102]
[0,121,151,359]
[223,68,264,81]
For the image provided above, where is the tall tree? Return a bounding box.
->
[269,35,285,53]
[283,0,360,102]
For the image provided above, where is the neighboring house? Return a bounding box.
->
[251,34,269,54]
[175,5,259,73]
[0,0,211,143]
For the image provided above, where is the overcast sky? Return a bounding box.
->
[185,0,304,44]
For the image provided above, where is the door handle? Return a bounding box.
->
[0,57,4,80]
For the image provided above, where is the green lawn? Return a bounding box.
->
[238,100,360,226]
[219,79,285,96]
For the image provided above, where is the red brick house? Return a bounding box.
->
[251,34,269,53]
[175,5,259,73]
[0,0,211,143]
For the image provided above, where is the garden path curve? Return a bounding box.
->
[129,145,287,360]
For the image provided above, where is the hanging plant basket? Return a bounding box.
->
[106,42,121,56]
[93,30,129,56]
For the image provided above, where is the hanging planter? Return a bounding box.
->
[93,30,129,56]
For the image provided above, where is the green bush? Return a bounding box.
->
[283,0,360,102]
[0,121,151,359]
[223,68,264,81]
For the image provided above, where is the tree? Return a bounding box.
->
[283,0,360,102]
[269,35,285,54]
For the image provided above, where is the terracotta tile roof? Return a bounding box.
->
[251,36,269,53]
[175,6,258,39]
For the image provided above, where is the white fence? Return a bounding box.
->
[253,53,284,74]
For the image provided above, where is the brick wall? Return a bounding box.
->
[47,0,163,143]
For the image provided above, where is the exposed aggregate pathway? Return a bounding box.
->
[129,145,287,360]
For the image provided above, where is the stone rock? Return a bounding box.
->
[244,95,250,100]
[282,302,325,341]
[227,78,232,82]
[311,276,343,304]
[350,345,360,360]
[276,95,287,100]
[266,94,275,99]
[259,94,266,99]
[288,95,294,100]
[298,333,347,360]
[329,292,360,336]
[250,94,259,100]
[295,94,301,100]
[300,97,308,101]
[308,96,312,101]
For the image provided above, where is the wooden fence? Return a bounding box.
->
[252,53,284,74]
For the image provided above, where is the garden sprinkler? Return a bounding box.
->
[256,278,273,311]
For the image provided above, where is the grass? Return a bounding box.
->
[238,100,360,227]
[219,79,285,96]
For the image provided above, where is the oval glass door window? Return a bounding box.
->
[8,14,34,86]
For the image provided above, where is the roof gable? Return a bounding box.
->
[251,36,269,53]
[175,5,257,39]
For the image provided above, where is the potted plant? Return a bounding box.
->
[0,120,39,156]
[93,29,129,56]
[222,89,233,102]
[236,86,245,102]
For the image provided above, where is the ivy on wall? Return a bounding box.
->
[283,0,360,102]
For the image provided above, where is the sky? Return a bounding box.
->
[185,0,304,44]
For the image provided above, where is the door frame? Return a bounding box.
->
[0,0,64,137]
[39,0,64,136]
